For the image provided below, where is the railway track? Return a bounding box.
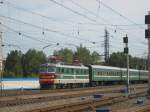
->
[115,103,150,112]
[0,85,124,97]
[20,90,147,112]
[0,84,147,109]
[0,83,147,97]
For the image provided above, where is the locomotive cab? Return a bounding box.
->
[39,64,56,89]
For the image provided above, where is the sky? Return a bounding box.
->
[0,0,149,59]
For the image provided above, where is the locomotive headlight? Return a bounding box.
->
[51,75,55,78]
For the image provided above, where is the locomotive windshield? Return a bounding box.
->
[47,66,56,72]
[40,64,56,73]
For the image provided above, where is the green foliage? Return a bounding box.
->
[54,48,73,64]
[4,49,47,78]
[109,52,147,69]
[109,52,127,67]
[130,57,147,70]
[53,45,101,65]
[91,51,101,64]
[4,50,23,77]
[22,49,47,77]
[75,45,92,64]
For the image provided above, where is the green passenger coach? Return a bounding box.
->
[90,65,148,86]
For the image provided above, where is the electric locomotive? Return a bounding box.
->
[39,63,89,89]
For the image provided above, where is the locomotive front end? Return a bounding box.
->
[39,64,56,89]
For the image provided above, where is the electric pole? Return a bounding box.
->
[145,12,150,95]
[0,32,3,96]
[123,35,130,94]
[104,28,109,64]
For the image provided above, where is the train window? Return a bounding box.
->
[114,72,116,76]
[86,70,88,74]
[107,72,109,76]
[76,69,79,74]
[80,69,83,74]
[110,72,112,76]
[79,69,81,75]
[84,70,86,74]
[56,68,60,73]
[48,66,56,72]
[68,68,71,74]
[81,69,84,74]
[115,72,117,76]
[71,68,74,74]
[61,68,64,73]
[117,72,119,76]
[66,68,69,74]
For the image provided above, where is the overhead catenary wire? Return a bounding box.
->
[1,0,74,25]
[0,0,147,58]
[69,0,110,24]
[49,0,97,23]
[0,22,52,44]
[48,0,146,44]
[95,0,145,29]
[3,0,145,29]
[0,22,85,49]
[0,15,96,44]
[2,0,145,40]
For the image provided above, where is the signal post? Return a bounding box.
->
[145,12,150,95]
[123,35,130,94]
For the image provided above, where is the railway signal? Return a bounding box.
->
[145,12,150,96]
[123,35,130,94]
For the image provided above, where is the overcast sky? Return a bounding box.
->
[0,0,149,58]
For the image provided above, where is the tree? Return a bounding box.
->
[109,52,127,67]
[22,49,47,77]
[4,50,23,77]
[91,51,101,64]
[75,45,92,64]
[109,52,147,69]
[54,48,73,64]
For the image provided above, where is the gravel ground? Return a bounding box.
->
[0,96,94,112]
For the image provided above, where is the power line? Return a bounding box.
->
[0,22,53,44]
[2,0,144,41]
[0,15,96,44]
[1,0,146,57]
[1,1,74,25]
[69,0,110,24]
[48,0,145,42]
[0,22,85,49]
[79,22,145,27]
[95,0,144,29]
[49,0,97,23]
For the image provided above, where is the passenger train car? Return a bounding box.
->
[39,63,148,89]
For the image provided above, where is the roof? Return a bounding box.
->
[40,63,88,69]
[91,65,148,72]
[91,65,121,70]
[56,64,88,69]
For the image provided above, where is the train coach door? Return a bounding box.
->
[86,65,92,87]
